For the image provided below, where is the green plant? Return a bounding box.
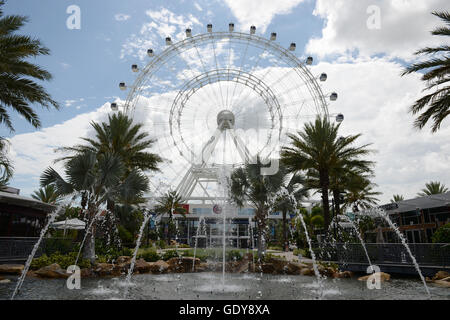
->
[293,248,306,257]
[43,238,76,255]
[139,248,160,262]
[30,252,91,270]
[162,249,180,261]
[267,245,283,251]
[432,223,450,243]
[226,250,243,261]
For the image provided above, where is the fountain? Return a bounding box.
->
[192,216,206,272]
[123,212,151,298]
[11,194,77,300]
[369,208,432,299]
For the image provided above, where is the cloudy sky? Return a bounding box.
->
[2,0,450,204]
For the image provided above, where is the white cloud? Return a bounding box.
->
[312,58,450,203]
[194,2,203,11]
[223,0,306,33]
[306,0,449,61]
[120,8,202,61]
[115,13,131,21]
[9,103,113,196]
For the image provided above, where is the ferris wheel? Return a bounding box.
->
[112,23,341,202]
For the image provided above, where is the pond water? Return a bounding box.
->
[1,272,449,300]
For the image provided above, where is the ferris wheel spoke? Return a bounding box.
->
[229,38,251,110]
[210,37,226,111]
[173,48,219,110]
[230,45,269,112]
[191,41,223,112]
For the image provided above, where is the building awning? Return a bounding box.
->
[0,191,56,213]
[384,192,450,214]
[51,218,85,230]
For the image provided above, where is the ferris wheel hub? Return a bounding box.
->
[217,110,235,130]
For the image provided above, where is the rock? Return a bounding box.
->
[149,260,169,274]
[260,263,275,274]
[26,270,37,278]
[284,262,305,275]
[116,256,132,264]
[195,262,208,272]
[300,268,314,276]
[134,259,152,274]
[94,263,115,277]
[235,260,251,273]
[81,268,94,278]
[0,264,24,275]
[266,258,288,274]
[167,257,200,273]
[433,279,450,288]
[0,279,11,284]
[35,263,69,279]
[332,271,353,279]
[341,271,353,278]
[358,272,391,282]
[433,271,450,281]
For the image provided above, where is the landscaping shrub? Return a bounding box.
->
[31,252,91,270]
[432,223,450,243]
[226,250,243,261]
[43,238,76,255]
[162,249,180,261]
[268,245,283,251]
[139,248,161,262]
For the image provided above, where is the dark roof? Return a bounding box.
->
[0,191,56,213]
[384,192,450,214]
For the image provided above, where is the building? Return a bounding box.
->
[0,188,56,263]
[156,203,295,248]
[377,192,450,243]
[0,188,56,237]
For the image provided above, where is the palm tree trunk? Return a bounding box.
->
[320,170,331,231]
[333,189,341,216]
[282,209,288,252]
[256,210,266,261]
[167,214,172,246]
[82,230,96,263]
[82,208,96,263]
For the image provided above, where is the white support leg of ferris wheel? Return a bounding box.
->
[228,129,252,164]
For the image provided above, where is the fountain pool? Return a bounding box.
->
[1,272,448,300]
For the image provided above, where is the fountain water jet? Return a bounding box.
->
[11,194,77,300]
[123,212,151,298]
[370,208,432,299]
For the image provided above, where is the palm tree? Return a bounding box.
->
[418,181,448,196]
[273,173,308,251]
[0,1,59,132]
[229,159,287,260]
[391,194,405,203]
[0,137,13,189]
[292,207,324,248]
[154,190,186,245]
[41,151,149,262]
[344,174,381,212]
[31,184,61,204]
[56,112,162,235]
[281,116,373,230]
[402,11,450,132]
[57,112,162,173]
